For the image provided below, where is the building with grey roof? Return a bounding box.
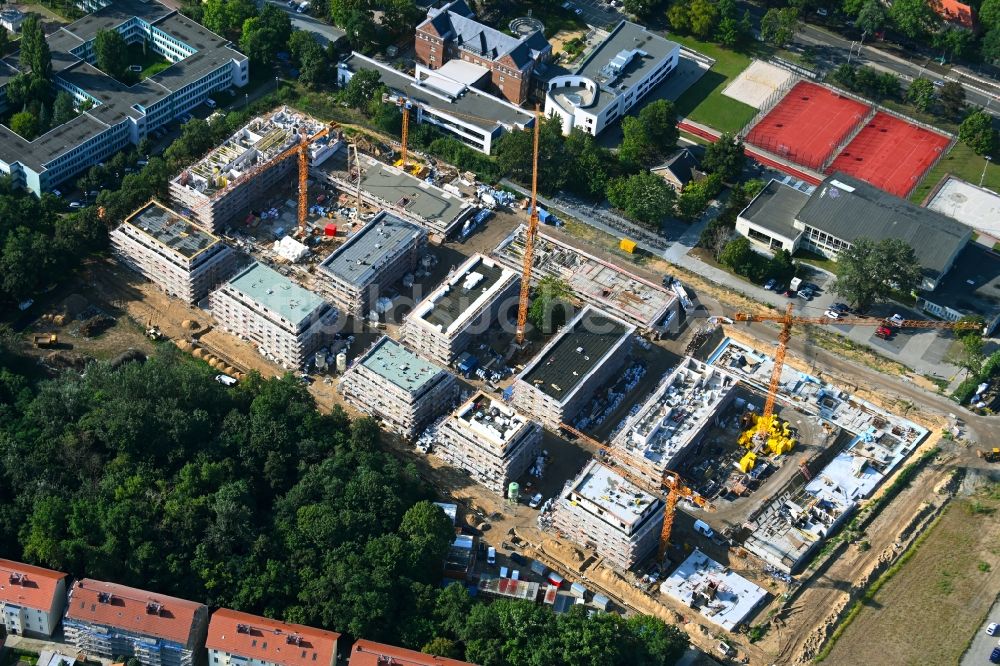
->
[436,391,542,494]
[512,305,635,430]
[919,243,1000,335]
[209,262,337,369]
[112,200,236,303]
[401,253,519,365]
[414,0,551,105]
[0,0,248,195]
[317,211,428,318]
[336,52,533,155]
[736,174,970,289]
[545,460,665,570]
[544,21,679,136]
[339,336,458,439]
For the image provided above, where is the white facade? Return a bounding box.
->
[210,262,338,369]
[0,560,67,638]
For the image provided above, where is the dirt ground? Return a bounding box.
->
[549,28,587,56]
[822,481,1000,666]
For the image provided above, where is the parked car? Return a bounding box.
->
[875,325,893,339]
[764,278,777,290]
[783,289,796,298]
[693,519,714,538]
[990,646,1000,664]
[832,302,850,313]
[988,622,999,636]
[510,552,528,566]
[889,313,905,327]
[824,309,841,319]
[528,492,543,509]
[797,288,814,300]
[487,546,496,565]
[205,98,217,109]
[69,201,83,208]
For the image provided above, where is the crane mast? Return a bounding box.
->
[515,107,542,345]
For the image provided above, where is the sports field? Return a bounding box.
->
[745,81,869,170]
[826,113,952,197]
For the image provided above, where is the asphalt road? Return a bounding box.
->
[963,599,1000,666]
[262,0,345,45]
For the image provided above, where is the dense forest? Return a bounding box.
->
[0,344,688,664]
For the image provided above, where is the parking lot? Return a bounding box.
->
[962,589,1000,665]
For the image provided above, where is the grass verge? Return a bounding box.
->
[910,141,1000,204]
[671,35,757,133]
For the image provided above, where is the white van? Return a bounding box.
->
[215,374,238,386]
[693,519,715,538]
[205,98,217,109]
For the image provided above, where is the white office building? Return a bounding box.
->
[544,21,679,136]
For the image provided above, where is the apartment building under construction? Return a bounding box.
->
[436,391,542,494]
[401,253,519,365]
[112,200,236,303]
[169,107,341,231]
[548,460,665,570]
[339,336,458,439]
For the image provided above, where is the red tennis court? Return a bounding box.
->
[825,112,951,197]
[745,81,870,170]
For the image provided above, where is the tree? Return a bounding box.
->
[383,0,420,33]
[528,275,573,332]
[833,238,922,312]
[906,78,936,112]
[856,0,886,36]
[95,29,129,81]
[606,172,677,228]
[688,0,719,38]
[934,25,973,61]
[667,3,691,33]
[563,129,615,200]
[676,173,723,222]
[959,110,997,156]
[0,25,8,58]
[623,0,661,19]
[52,91,76,125]
[889,0,938,39]
[619,100,678,169]
[951,320,985,376]
[982,0,1000,27]
[702,132,745,182]
[239,6,292,65]
[420,638,462,659]
[767,248,796,281]
[719,236,755,272]
[983,28,1000,63]
[938,81,965,118]
[341,69,383,109]
[10,111,39,140]
[329,0,367,25]
[760,8,798,48]
[20,16,52,81]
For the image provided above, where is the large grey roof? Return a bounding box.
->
[419,0,547,69]
[739,179,809,239]
[318,211,426,287]
[574,21,679,114]
[359,336,449,395]
[341,53,532,131]
[798,173,970,281]
[421,255,507,329]
[123,200,222,258]
[926,243,1000,320]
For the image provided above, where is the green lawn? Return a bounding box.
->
[793,248,838,274]
[910,141,1000,203]
[489,1,590,37]
[670,35,757,134]
[127,43,172,81]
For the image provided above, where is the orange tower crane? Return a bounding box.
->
[559,423,710,562]
[734,307,984,444]
[515,106,543,345]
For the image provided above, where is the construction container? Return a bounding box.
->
[547,572,564,588]
[530,560,547,577]
[570,582,588,599]
[324,223,337,236]
[619,238,637,253]
[592,593,610,610]
[508,481,520,502]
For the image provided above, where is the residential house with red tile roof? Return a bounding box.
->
[0,559,68,638]
[63,579,209,666]
[206,609,340,666]
[933,0,976,29]
[348,640,476,666]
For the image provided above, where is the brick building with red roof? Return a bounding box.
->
[348,640,475,666]
[206,609,340,666]
[63,579,209,666]
[0,559,68,638]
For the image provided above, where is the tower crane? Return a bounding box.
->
[381,92,415,171]
[734,305,984,447]
[559,423,710,563]
[515,106,543,346]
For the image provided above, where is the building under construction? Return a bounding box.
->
[494,225,680,336]
[339,336,458,439]
[401,253,519,365]
[545,459,665,571]
[659,549,767,632]
[316,211,427,318]
[511,305,635,430]
[435,391,542,495]
[112,200,236,303]
[169,107,341,231]
[611,358,741,488]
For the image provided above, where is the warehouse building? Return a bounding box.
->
[210,262,338,369]
[436,391,542,494]
[547,460,665,570]
[736,173,971,290]
[112,200,236,303]
[401,253,519,365]
[63,579,209,666]
[316,211,427,318]
[544,21,679,136]
[511,305,635,430]
[612,358,740,487]
[207,609,339,666]
[170,108,340,231]
[0,559,67,638]
[0,0,248,195]
[339,336,458,439]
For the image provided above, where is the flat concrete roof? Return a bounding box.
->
[660,549,767,632]
[318,211,425,287]
[925,175,1000,238]
[359,336,447,395]
[356,156,471,231]
[570,460,660,530]
[122,200,222,259]
[455,391,531,448]
[416,254,515,333]
[520,306,633,403]
[739,179,809,239]
[225,262,329,325]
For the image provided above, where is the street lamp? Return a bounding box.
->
[275,76,279,94]
[981,156,993,187]
[244,92,248,108]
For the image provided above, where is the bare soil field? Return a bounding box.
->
[822,484,1000,666]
